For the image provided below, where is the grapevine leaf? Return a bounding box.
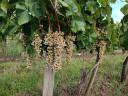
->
[25,0,43,17]
[59,0,81,16]
[110,0,116,3]
[16,2,26,10]
[29,2,42,17]
[98,0,109,6]
[59,0,69,7]
[0,0,8,13]
[0,9,6,17]
[17,10,31,25]
[5,19,19,34]
[121,4,128,15]
[71,16,85,32]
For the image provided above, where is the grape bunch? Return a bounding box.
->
[32,33,42,60]
[98,41,106,63]
[65,35,75,64]
[26,54,32,69]
[44,31,65,71]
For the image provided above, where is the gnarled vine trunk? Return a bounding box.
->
[121,56,128,82]
[83,41,106,96]
[84,48,100,96]
[1,36,7,56]
[77,47,101,96]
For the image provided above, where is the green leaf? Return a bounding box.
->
[94,8,101,18]
[17,10,31,25]
[25,0,35,8]
[86,1,98,14]
[66,10,74,16]
[0,9,6,17]
[0,0,8,13]
[59,0,69,7]
[121,4,128,15]
[25,0,42,18]
[101,5,112,17]
[5,19,19,34]
[59,0,81,16]
[16,2,26,10]
[98,0,109,6]
[30,2,42,17]
[105,5,112,16]
[110,0,116,3]
[71,16,85,32]
[100,5,112,17]
[91,32,97,39]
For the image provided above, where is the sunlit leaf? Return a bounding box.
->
[59,0,69,7]
[98,0,109,6]
[110,0,116,3]
[0,0,8,13]
[16,2,26,10]
[121,4,128,15]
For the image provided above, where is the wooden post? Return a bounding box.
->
[78,69,88,96]
[43,65,55,96]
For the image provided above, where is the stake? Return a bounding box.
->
[42,65,55,96]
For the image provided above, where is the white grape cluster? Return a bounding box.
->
[65,35,75,64]
[26,54,32,69]
[32,34,42,60]
[44,32,65,71]
[98,41,106,63]
[21,51,32,69]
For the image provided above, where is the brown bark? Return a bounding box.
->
[77,47,101,96]
[1,37,7,56]
[79,40,106,96]
[121,56,128,82]
[84,49,100,96]
[125,74,128,86]
[78,69,88,96]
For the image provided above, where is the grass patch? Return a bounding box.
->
[0,61,45,96]
[0,54,127,96]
